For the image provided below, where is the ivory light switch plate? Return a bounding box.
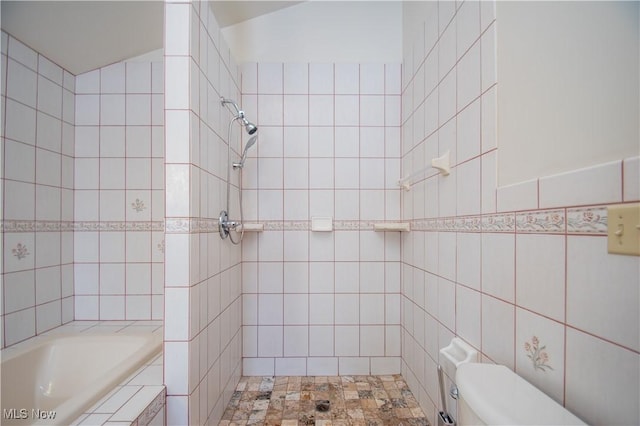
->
[607,204,640,256]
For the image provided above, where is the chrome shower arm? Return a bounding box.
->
[220,97,245,118]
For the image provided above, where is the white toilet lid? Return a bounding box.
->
[456,363,585,425]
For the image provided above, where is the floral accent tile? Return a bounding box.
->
[131,198,147,212]
[481,213,516,232]
[566,206,608,234]
[516,209,565,233]
[524,335,554,372]
[11,243,29,260]
[157,240,165,254]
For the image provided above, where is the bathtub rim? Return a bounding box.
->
[1,330,163,426]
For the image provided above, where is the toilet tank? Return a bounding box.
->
[456,363,585,425]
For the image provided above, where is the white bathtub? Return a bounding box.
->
[1,332,162,426]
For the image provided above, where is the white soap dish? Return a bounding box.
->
[439,337,478,380]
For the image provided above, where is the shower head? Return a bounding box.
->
[221,97,258,135]
[233,135,258,169]
[242,118,258,135]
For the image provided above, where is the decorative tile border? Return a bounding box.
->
[516,209,565,234]
[0,206,610,236]
[566,206,608,235]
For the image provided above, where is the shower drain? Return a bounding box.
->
[315,400,331,412]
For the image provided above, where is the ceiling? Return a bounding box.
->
[0,1,302,75]
[212,1,305,28]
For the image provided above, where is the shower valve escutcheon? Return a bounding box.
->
[218,210,239,239]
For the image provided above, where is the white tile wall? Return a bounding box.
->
[400,3,640,426]
[1,32,74,347]
[241,61,402,375]
[74,57,164,322]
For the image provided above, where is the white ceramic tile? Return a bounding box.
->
[100,62,126,94]
[75,95,100,125]
[126,62,151,93]
[335,294,359,325]
[438,231,456,282]
[37,76,62,119]
[4,139,35,182]
[243,358,275,376]
[455,285,481,349]
[360,96,384,126]
[481,233,515,302]
[360,189,385,220]
[457,43,481,109]
[456,0,480,59]
[481,294,515,368]
[309,293,334,325]
[497,178,538,212]
[282,294,308,326]
[307,357,338,376]
[457,99,481,163]
[283,63,308,94]
[623,156,639,201]
[36,112,62,153]
[335,262,359,293]
[456,158,481,216]
[516,234,565,321]
[539,160,622,208]
[8,36,37,70]
[456,233,481,290]
[126,94,151,125]
[76,69,100,94]
[334,64,359,94]
[165,3,190,55]
[308,126,333,158]
[282,230,308,263]
[283,95,308,125]
[258,63,283,94]
[308,95,334,126]
[339,357,370,375]
[74,232,99,263]
[334,95,359,126]
[360,159,385,190]
[567,236,639,351]
[438,22,456,78]
[5,98,36,145]
[335,325,359,356]
[100,295,125,320]
[74,296,98,320]
[275,358,306,376]
[481,23,497,92]
[100,126,125,157]
[7,59,37,107]
[360,262,384,293]
[258,325,283,357]
[361,325,385,356]
[515,308,565,405]
[360,294,384,325]
[165,341,189,394]
[127,126,152,158]
[309,63,333,94]
[3,271,35,313]
[258,294,283,325]
[100,264,125,295]
[565,328,638,425]
[257,94,283,126]
[385,63,401,95]
[359,127,384,159]
[481,151,497,214]
[359,231,384,261]
[283,126,309,157]
[308,325,334,356]
[359,63,384,95]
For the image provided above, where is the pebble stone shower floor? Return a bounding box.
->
[220,375,431,425]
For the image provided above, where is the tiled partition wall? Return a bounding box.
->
[164,1,242,424]
[1,32,75,347]
[73,58,164,321]
[400,2,639,426]
[239,62,403,376]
